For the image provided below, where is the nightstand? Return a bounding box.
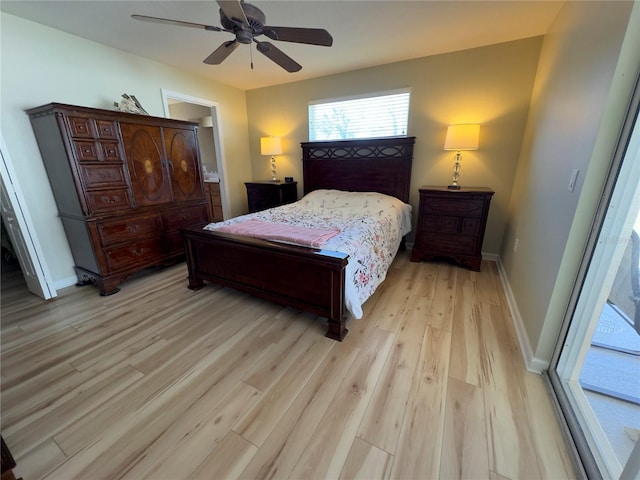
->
[245,181,298,213]
[410,186,494,271]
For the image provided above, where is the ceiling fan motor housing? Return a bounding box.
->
[220,2,266,43]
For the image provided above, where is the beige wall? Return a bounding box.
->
[0,13,251,287]
[245,38,543,255]
[499,1,637,367]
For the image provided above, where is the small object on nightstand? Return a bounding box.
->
[245,180,298,213]
[285,176,294,183]
[410,186,494,271]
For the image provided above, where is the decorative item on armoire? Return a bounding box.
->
[114,94,148,115]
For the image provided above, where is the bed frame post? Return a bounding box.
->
[326,317,348,341]
[183,234,204,290]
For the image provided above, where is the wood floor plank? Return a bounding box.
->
[425,262,457,332]
[233,329,334,446]
[357,293,428,454]
[480,303,542,479]
[390,325,452,480]
[289,327,395,479]
[4,365,145,458]
[10,438,66,480]
[339,437,393,480]
[439,376,490,479]
[240,309,319,392]
[45,316,277,478]
[238,341,361,479]
[190,431,258,480]
[126,381,261,479]
[0,254,576,480]
[51,310,272,458]
[449,269,484,387]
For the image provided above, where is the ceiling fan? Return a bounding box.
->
[132,0,333,72]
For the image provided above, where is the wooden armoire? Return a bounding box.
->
[27,103,209,295]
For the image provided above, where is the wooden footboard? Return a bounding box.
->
[181,225,350,340]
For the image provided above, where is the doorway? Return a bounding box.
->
[548,75,640,479]
[0,134,56,299]
[160,89,229,220]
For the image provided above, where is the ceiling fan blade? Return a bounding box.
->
[204,41,239,64]
[217,0,249,27]
[255,41,302,73]
[262,26,333,47]
[132,14,223,32]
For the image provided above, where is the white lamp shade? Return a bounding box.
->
[260,137,283,156]
[444,124,480,151]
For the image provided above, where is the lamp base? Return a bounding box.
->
[448,185,461,190]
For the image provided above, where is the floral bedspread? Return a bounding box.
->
[204,189,412,319]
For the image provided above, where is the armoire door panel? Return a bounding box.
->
[120,123,172,207]
[164,127,203,203]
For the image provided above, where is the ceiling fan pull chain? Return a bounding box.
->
[250,42,254,69]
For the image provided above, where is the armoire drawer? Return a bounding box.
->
[67,116,118,140]
[80,164,128,188]
[73,140,122,162]
[97,214,162,247]
[104,238,163,272]
[85,188,133,213]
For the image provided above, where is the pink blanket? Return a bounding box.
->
[215,219,340,247]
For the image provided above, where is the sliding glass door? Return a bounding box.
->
[549,77,640,479]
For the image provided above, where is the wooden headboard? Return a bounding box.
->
[301,136,415,204]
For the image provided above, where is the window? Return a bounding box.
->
[308,89,410,141]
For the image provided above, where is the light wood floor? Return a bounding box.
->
[1,252,577,479]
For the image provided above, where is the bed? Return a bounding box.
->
[180,136,415,341]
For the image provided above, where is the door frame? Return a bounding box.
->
[548,73,640,479]
[160,89,229,220]
[0,132,56,299]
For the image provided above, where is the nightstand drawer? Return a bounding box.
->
[421,197,485,217]
[421,215,481,235]
[421,233,479,254]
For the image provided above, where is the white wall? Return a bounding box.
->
[499,1,638,368]
[0,13,252,288]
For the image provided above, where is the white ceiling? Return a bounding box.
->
[1,0,564,91]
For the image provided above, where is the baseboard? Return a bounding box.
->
[53,275,78,292]
[482,252,499,262]
[496,257,548,373]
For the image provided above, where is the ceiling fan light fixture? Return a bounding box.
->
[132,0,333,72]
